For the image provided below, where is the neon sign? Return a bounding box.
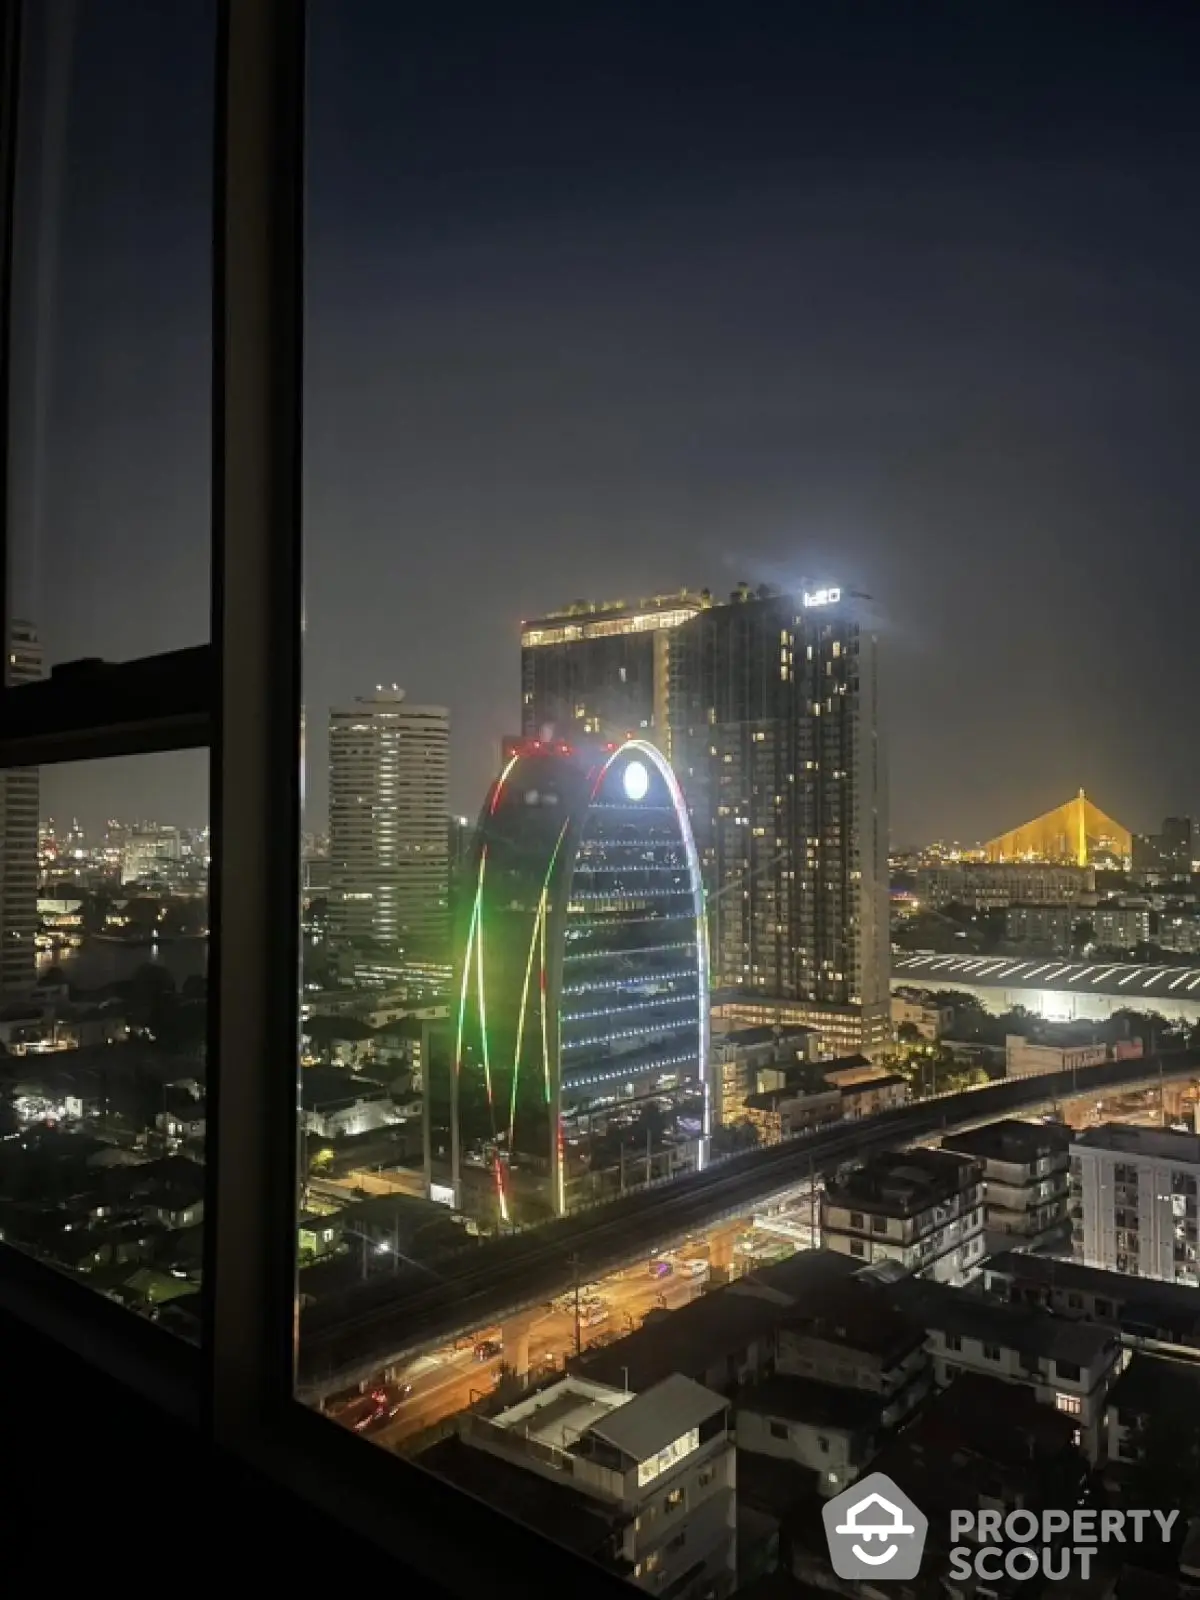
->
[803,587,841,608]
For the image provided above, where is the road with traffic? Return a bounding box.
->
[298,1049,1200,1399]
[367,1247,733,1448]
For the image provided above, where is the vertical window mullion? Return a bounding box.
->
[0,0,22,655]
[205,0,306,1446]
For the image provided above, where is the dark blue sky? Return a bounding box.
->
[14,0,1200,844]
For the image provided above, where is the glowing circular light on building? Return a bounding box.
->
[623,760,650,802]
[453,738,708,1221]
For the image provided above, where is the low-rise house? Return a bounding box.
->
[884,1276,1121,1463]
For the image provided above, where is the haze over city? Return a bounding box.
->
[10,0,1200,841]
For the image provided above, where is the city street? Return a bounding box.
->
[363,1222,746,1448]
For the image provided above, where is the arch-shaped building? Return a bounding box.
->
[449,738,709,1221]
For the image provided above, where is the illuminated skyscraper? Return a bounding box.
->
[519,585,888,1052]
[1,621,41,995]
[437,738,708,1222]
[328,688,449,952]
[520,592,710,749]
[669,585,888,1049]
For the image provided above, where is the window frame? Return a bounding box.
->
[0,4,637,1593]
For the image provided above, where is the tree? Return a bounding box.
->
[710,1123,760,1159]
[1071,918,1094,955]
[939,1064,989,1094]
[896,1021,922,1045]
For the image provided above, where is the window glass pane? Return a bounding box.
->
[295,0,1196,1587]
[0,750,208,1339]
[7,1,213,670]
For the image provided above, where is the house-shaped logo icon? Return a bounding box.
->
[822,1471,928,1581]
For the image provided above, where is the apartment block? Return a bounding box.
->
[941,1118,1071,1253]
[1071,1123,1200,1285]
[820,1147,985,1284]
[422,1373,737,1599]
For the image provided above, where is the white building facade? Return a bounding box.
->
[458,1373,737,1599]
[328,689,449,951]
[1,621,41,995]
[1072,1123,1200,1286]
[821,1149,985,1285]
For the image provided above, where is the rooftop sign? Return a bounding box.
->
[803,587,841,608]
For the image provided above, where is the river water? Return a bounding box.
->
[38,939,209,992]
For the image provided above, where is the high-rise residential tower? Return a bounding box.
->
[518,583,889,1054]
[520,591,709,750]
[1,621,42,995]
[669,584,888,1048]
[328,688,449,953]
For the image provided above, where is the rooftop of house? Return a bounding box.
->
[1106,1351,1200,1418]
[780,1276,927,1363]
[300,1066,389,1110]
[942,1117,1071,1164]
[1073,1123,1200,1165]
[712,1023,816,1051]
[570,1250,862,1393]
[824,1146,979,1216]
[986,1251,1200,1339]
[420,1433,626,1569]
[583,1372,727,1465]
[868,1372,1081,1521]
[487,1375,633,1452]
[885,1277,1119,1370]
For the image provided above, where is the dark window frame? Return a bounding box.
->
[0,4,632,1595]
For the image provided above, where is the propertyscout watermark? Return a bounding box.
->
[822,1472,1180,1583]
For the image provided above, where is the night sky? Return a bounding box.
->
[13,1,1200,846]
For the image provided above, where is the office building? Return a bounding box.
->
[669,584,888,1051]
[821,1147,985,1284]
[120,827,182,886]
[1003,901,1075,954]
[941,1118,1071,1253]
[1092,897,1153,950]
[422,1372,737,1600]
[916,860,1094,910]
[711,991,881,1060]
[708,1022,818,1128]
[328,688,449,953]
[1,621,41,995]
[520,592,709,748]
[1071,1123,1200,1286]
[437,738,708,1221]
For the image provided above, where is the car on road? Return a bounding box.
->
[474,1338,503,1361]
[649,1259,673,1278]
[342,1384,410,1434]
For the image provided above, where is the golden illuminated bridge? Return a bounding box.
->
[984,788,1131,866]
